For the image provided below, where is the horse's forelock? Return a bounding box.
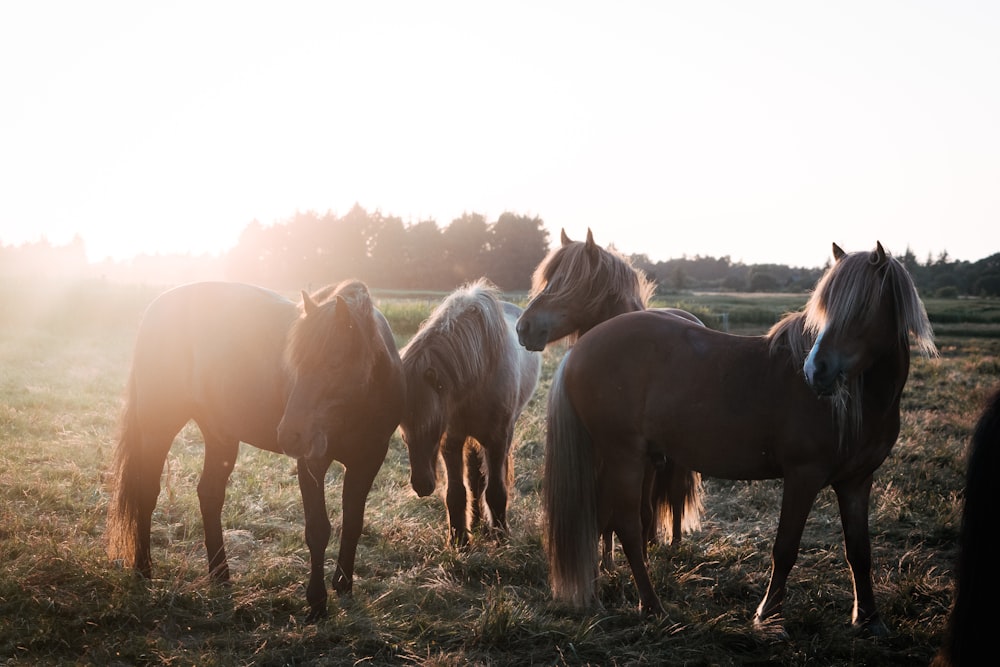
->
[804,251,936,358]
[533,240,653,312]
[804,251,885,341]
[287,281,379,373]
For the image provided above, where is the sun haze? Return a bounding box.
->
[1,2,997,268]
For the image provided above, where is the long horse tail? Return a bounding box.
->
[105,369,142,569]
[934,385,1000,666]
[543,355,599,608]
[651,463,704,544]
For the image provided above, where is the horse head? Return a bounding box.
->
[516,228,649,351]
[803,242,936,396]
[399,364,448,497]
[277,282,378,460]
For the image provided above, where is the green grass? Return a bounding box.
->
[2,281,997,665]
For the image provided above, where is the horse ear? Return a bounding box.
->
[560,228,572,246]
[334,295,352,327]
[585,228,599,261]
[301,290,318,316]
[423,367,444,392]
[871,241,887,264]
[832,243,846,261]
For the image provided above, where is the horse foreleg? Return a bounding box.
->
[755,474,821,629]
[442,434,470,547]
[197,436,239,582]
[833,474,888,636]
[297,457,332,623]
[333,457,381,599]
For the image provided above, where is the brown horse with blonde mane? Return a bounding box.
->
[516,228,704,559]
[400,279,541,546]
[544,242,936,635]
[106,280,405,622]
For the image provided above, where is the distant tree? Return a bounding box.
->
[670,264,687,291]
[722,273,745,291]
[486,212,549,291]
[404,219,447,289]
[973,273,1000,297]
[226,219,268,283]
[749,271,779,292]
[327,204,371,281]
[443,212,490,285]
[366,213,407,288]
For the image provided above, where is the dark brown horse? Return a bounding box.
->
[400,279,541,546]
[106,280,405,622]
[544,242,936,635]
[515,228,703,555]
[932,385,1000,666]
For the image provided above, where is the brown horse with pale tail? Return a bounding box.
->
[516,228,704,563]
[544,242,936,635]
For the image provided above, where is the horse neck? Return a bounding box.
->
[579,296,644,336]
[861,342,910,421]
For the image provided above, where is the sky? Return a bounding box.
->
[1,1,998,269]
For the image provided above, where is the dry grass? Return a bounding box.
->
[1,281,995,665]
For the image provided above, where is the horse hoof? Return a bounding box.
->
[753,614,789,641]
[304,606,328,624]
[854,614,890,638]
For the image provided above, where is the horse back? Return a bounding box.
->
[131,282,298,450]
[564,310,840,479]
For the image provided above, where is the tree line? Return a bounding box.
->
[225,205,549,291]
[3,205,999,296]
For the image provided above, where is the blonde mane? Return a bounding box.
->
[767,245,937,442]
[530,239,655,314]
[401,278,509,393]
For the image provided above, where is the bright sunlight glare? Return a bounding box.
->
[1,2,998,267]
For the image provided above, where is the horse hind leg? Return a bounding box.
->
[107,410,183,579]
[196,429,240,582]
[607,467,665,615]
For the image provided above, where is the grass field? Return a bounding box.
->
[1,281,997,665]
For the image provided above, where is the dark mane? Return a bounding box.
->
[530,240,655,314]
[401,278,508,392]
[286,280,379,377]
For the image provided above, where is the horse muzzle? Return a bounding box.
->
[804,354,842,397]
[277,422,328,460]
[515,318,548,352]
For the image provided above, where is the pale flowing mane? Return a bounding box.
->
[768,247,937,444]
[401,278,509,393]
[530,240,655,313]
[286,279,379,374]
[803,250,937,359]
